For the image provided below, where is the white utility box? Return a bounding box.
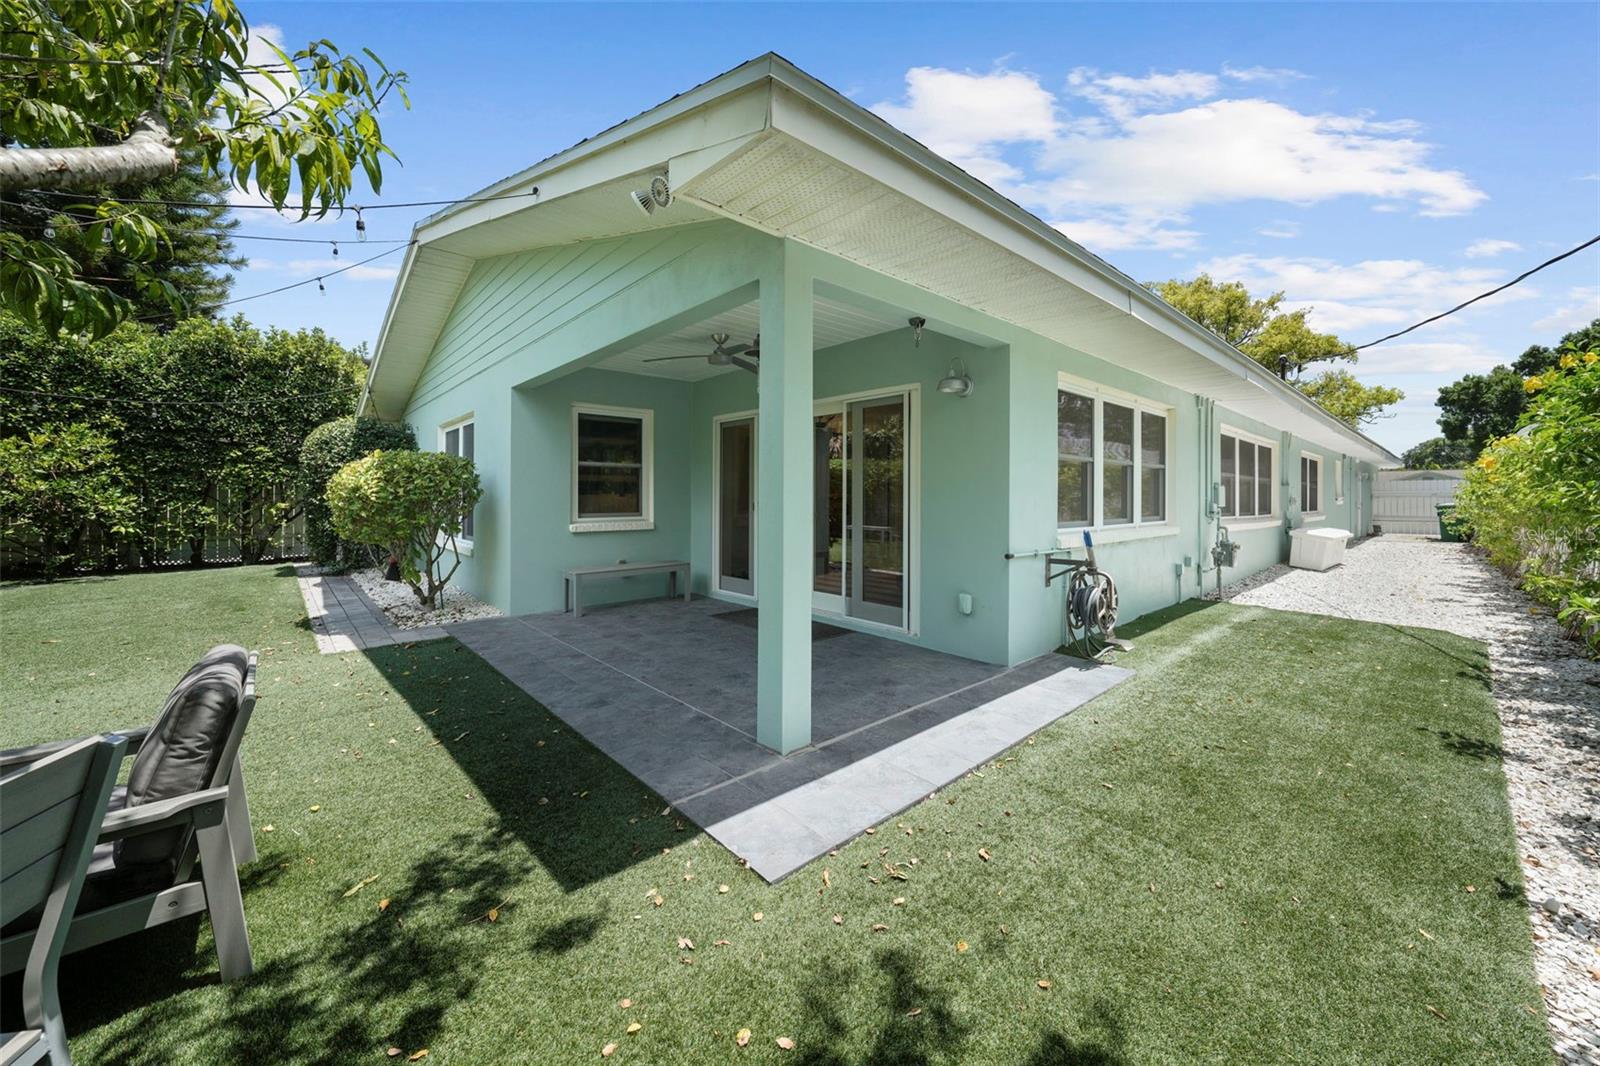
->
[1289,527,1352,571]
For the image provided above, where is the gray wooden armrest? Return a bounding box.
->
[0,726,150,770]
[97,786,230,844]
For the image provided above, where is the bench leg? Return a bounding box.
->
[198,821,254,982]
[572,576,583,619]
[228,757,256,866]
[682,566,691,603]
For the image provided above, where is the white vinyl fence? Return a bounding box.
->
[1372,469,1465,535]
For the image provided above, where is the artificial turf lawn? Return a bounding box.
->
[0,565,1549,1065]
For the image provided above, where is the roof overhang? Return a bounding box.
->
[362,53,1398,466]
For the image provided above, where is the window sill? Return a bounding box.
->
[1221,516,1281,532]
[1057,523,1179,547]
[570,519,654,533]
[436,533,474,557]
[1301,513,1326,525]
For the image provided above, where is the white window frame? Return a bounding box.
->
[1218,424,1278,529]
[1055,375,1176,546]
[570,403,654,533]
[1333,458,1346,504]
[1300,450,1325,520]
[439,414,476,554]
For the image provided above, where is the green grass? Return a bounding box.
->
[0,566,1548,1065]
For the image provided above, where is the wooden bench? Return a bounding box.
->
[564,561,690,617]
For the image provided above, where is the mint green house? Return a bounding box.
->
[360,54,1398,757]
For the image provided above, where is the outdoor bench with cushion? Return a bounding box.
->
[0,645,260,998]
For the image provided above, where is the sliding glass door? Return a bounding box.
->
[716,391,911,629]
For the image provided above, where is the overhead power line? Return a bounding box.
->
[1352,234,1600,351]
[197,242,414,309]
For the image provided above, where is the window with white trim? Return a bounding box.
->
[1056,382,1171,530]
[441,417,475,541]
[1219,431,1274,519]
[1300,453,1323,515]
[572,405,653,530]
[1334,458,1345,503]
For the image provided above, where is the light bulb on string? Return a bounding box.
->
[317,277,325,293]
[354,208,367,243]
[331,241,339,258]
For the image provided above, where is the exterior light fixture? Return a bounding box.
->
[937,357,973,397]
[909,316,926,347]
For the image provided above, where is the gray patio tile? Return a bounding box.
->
[701,803,833,883]
[673,778,772,828]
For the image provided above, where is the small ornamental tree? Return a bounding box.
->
[0,422,136,578]
[325,449,481,608]
[299,415,417,566]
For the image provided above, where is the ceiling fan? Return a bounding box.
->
[643,332,760,374]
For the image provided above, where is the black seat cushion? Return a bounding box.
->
[114,645,248,871]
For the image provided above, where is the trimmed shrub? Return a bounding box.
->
[326,449,481,607]
[299,416,416,566]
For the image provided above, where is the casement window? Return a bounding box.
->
[571,404,654,532]
[1219,430,1275,520]
[1056,379,1171,532]
[440,417,476,542]
[1300,453,1323,516]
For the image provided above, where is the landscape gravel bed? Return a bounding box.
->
[348,566,503,629]
[1211,534,1600,1063]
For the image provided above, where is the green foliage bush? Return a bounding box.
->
[299,416,417,566]
[326,450,482,608]
[1456,346,1600,654]
[0,312,365,571]
[0,423,136,579]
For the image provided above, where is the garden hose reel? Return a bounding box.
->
[1045,531,1133,661]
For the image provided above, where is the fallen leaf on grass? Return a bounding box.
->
[714,939,731,946]
[1037,980,1053,990]
[601,1042,617,1058]
[1425,1005,1447,1021]
[752,912,763,922]
[309,804,322,812]
[977,848,991,862]
[378,898,391,912]
[487,908,500,923]
[1464,885,1477,894]
[871,923,888,932]
[955,940,968,953]
[262,825,275,833]
[342,874,379,898]
[651,895,664,908]
[1418,928,1435,941]
[677,937,695,950]
[906,1007,923,1018]
[893,897,906,907]
[776,1036,795,1050]
[820,868,831,894]
[386,1050,401,1059]
[718,884,730,894]
[618,998,632,1009]
[735,1029,752,1047]
[408,1052,429,1062]
[832,914,843,925]
[626,1021,643,1035]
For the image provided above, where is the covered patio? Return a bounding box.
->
[447,598,1129,880]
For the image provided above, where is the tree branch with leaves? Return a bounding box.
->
[1,0,408,336]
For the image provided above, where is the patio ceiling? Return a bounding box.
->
[593,294,907,382]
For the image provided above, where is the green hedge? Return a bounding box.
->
[299,416,417,566]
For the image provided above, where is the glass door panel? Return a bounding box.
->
[717,418,754,596]
[849,396,906,627]
[812,413,845,602]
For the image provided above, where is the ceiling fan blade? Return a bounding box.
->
[642,353,712,363]
[730,355,760,374]
[716,342,752,355]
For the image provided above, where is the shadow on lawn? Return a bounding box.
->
[60,826,541,1065]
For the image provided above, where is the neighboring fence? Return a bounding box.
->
[1372,469,1466,535]
[2,484,307,576]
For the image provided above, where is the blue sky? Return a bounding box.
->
[233,2,1600,455]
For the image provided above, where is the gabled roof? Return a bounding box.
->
[363,53,1399,466]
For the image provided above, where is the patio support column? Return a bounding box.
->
[755,247,814,754]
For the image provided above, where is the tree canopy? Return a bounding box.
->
[1,0,408,335]
[1401,437,1476,470]
[1147,274,1404,425]
[1435,319,1598,457]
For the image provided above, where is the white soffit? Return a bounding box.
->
[595,295,905,382]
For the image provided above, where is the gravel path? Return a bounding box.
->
[1211,535,1599,1063]
[348,566,503,629]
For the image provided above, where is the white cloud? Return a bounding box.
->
[1464,238,1522,259]
[237,23,294,111]
[1348,341,1500,377]
[872,66,1058,185]
[871,62,1486,258]
[1531,285,1600,334]
[1258,220,1300,239]
[1222,63,1309,83]
[1067,68,1219,120]
[1052,212,1200,252]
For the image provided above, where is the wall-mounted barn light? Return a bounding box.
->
[938,357,974,397]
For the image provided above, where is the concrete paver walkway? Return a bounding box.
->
[295,566,446,653]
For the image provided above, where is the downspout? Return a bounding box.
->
[1194,396,1212,594]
